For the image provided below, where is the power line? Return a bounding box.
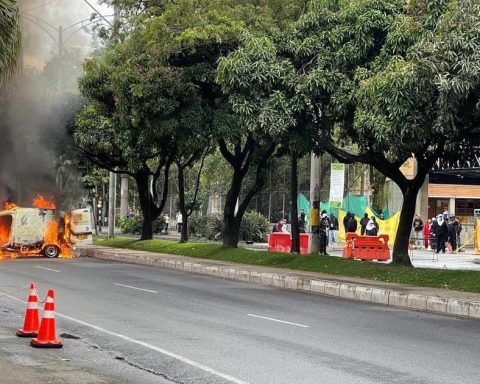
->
[82,0,113,27]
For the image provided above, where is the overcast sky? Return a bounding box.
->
[19,0,112,68]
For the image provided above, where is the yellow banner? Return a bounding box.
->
[338,208,400,246]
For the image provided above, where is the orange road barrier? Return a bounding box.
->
[30,289,62,348]
[343,233,390,262]
[16,283,40,337]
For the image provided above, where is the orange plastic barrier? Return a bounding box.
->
[299,233,309,255]
[268,233,310,254]
[343,233,390,261]
[268,233,292,253]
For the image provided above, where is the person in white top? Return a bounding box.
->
[163,213,170,234]
[176,212,183,233]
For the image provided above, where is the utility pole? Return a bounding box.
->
[120,175,129,218]
[57,25,63,93]
[309,153,321,253]
[108,171,116,238]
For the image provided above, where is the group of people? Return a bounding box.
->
[412,209,462,253]
[161,212,184,234]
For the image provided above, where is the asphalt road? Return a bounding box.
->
[0,257,479,384]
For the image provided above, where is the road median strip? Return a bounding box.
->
[77,245,480,320]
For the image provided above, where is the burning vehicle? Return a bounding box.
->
[0,196,92,259]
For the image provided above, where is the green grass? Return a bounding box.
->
[95,236,480,293]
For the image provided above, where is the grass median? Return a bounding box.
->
[95,237,480,293]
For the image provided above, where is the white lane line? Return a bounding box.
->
[35,266,61,273]
[247,314,310,328]
[2,292,249,384]
[113,283,158,294]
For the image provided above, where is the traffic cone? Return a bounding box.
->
[16,283,40,337]
[30,289,62,348]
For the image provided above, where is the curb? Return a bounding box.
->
[77,247,480,320]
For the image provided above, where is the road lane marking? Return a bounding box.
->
[113,283,158,294]
[247,314,309,328]
[1,292,249,384]
[35,266,61,273]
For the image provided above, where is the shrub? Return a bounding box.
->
[118,215,165,235]
[240,210,270,242]
[188,213,223,240]
[188,211,269,242]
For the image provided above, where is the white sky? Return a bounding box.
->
[19,0,112,67]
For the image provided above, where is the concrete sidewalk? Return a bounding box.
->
[76,245,480,321]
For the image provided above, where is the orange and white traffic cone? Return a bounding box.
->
[30,289,62,348]
[16,283,40,337]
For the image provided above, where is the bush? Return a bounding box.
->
[188,211,269,243]
[119,215,165,235]
[240,210,270,242]
[188,213,223,240]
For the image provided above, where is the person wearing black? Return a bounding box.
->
[365,216,379,236]
[346,213,358,233]
[431,214,448,254]
[329,213,339,245]
[298,211,306,234]
[412,214,424,249]
[360,213,369,235]
[319,210,330,255]
[447,214,461,252]
[343,211,351,233]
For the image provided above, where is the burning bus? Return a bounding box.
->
[0,196,92,258]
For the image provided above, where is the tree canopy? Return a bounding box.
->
[0,0,21,87]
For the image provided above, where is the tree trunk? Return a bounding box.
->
[177,164,189,243]
[135,170,157,241]
[391,183,422,266]
[290,151,300,253]
[222,168,243,248]
[181,214,189,243]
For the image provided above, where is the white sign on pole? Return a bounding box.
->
[329,163,345,205]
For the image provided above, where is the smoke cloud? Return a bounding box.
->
[0,1,111,207]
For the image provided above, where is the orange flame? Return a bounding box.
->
[32,195,56,209]
[4,202,18,210]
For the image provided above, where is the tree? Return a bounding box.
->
[217,0,480,265]
[76,47,179,240]
[0,0,21,87]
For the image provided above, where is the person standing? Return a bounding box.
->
[429,217,437,252]
[346,213,358,233]
[319,210,330,255]
[432,214,448,254]
[163,213,170,234]
[412,214,424,248]
[343,211,351,233]
[298,211,306,233]
[447,214,461,252]
[360,213,369,236]
[423,218,431,249]
[365,216,378,236]
[329,213,339,245]
[176,212,183,233]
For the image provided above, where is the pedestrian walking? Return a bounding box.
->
[360,213,369,236]
[176,212,183,233]
[163,213,170,234]
[412,214,424,248]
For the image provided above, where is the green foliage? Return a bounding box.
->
[239,210,270,242]
[97,236,480,293]
[118,215,165,234]
[188,213,223,240]
[0,0,21,87]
